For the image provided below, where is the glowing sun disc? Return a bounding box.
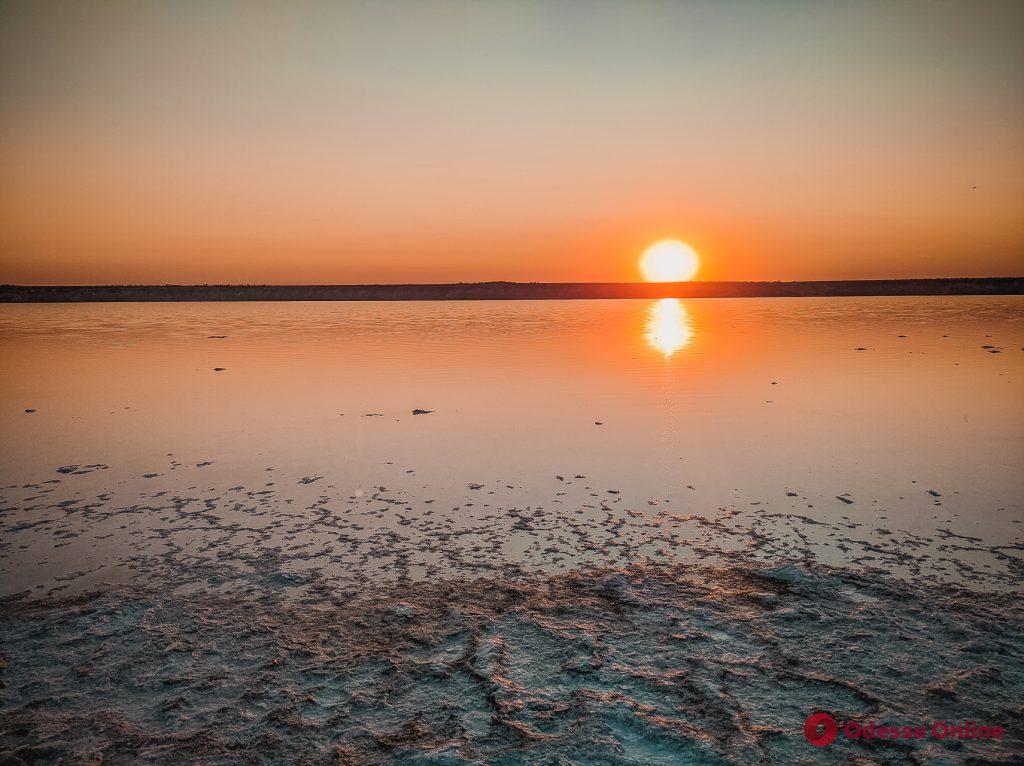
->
[639,239,700,282]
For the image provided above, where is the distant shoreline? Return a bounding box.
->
[1,278,1022,302]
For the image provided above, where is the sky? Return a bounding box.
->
[1,0,1022,285]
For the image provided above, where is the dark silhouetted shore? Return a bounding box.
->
[1,277,1022,303]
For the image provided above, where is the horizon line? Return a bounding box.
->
[4,277,1022,303]
[4,276,1024,289]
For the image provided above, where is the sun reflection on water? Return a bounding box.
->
[645,298,693,357]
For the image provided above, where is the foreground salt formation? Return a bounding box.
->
[3,557,1022,765]
[2,458,1021,764]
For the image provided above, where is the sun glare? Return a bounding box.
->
[645,298,693,357]
[639,239,700,282]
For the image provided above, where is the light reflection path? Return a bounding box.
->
[644,298,694,500]
[644,297,693,357]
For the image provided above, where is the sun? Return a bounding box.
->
[639,239,700,282]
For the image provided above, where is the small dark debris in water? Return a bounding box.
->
[298,475,323,485]
[196,461,214,468]
[363,413,382,417]
[594,421,603,425]
[213,367,226,372]
[411,409,434,415]
[143,473,159,479]
[207,335,227,339]
[468,483,483,490]
[56,464,108,475]
[606,490,620,495]
[837,495,854,505]
[24,408,36,413]
[854,347,868,351]
[786,491,798,497]
[927,490,942,497]
[897,335,907,339]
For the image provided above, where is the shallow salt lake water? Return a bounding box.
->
[1,296,1023,595]
[0,294,1019,593]
[2,297,1024,765]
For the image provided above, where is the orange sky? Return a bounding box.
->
[1,1,1022,285]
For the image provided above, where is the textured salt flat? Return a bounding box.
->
[1,298,1022,763]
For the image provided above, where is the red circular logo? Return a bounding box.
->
[804,712,838,746]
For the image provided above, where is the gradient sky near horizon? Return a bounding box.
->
[1,0,1022,285]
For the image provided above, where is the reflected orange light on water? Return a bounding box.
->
[644,298,693,357]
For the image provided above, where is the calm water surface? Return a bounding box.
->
[1,297,1022,593]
